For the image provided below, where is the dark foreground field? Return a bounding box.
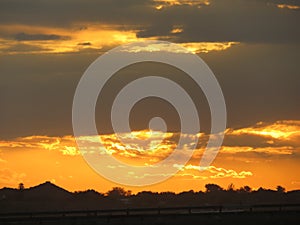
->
[1,182,300,224]
[1,205,299,225]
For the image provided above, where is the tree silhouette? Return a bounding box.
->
[106,187,131,198]
[205,183,223,193]
[276,185,285,193]
[227,183,235,191]
[239,185,252,193]
[18,183,24,191]
[0,181,299,213]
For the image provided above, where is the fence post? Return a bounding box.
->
[219,206,222,213]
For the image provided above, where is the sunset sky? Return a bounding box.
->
[0,0,299,193]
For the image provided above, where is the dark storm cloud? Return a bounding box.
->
[0,0,299,138]
[201,43,300,128]
[0,53,97,139]
[0,42,299,138]
[0,0,299,43]
[137,0,300,43]
[77,42,92,46]
[0,0,153,27]
[14,33,69,41]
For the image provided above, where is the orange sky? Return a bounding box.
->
[0,0,299,194]
[1,120,299,193]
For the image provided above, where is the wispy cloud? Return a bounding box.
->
[173,164,253,179]
[277,4,300,10]
[220,146,294,155]
[222,120,300,156]
[1,120,299,159]
[0,120,299,190]
[180,42,238,53]
[153,0,210,10]
[14,32,69,41]
[0,24,238,55]
[0,24,139,54]
[0,168,26,186]
[0,135,80,156]
[227,120,300,140]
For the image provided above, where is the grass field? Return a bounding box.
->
[1,208,299,225]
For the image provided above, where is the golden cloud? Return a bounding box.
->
[154,0,210,10]
[277,4,300,10]
[97,130,176,165]
[0,24,139,54]
[227,120,300,140]
[0,135,80,156]
[173,164,253,179]
[120,41,239,54]
[0,23,238,55]
[180,42,239,54]
[0,120,299,168]
[220,146,294,155]
[2,121,300,188]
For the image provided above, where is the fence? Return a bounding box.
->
[0,203,299,223]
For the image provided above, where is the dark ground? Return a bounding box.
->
[0,211,299,225]
[1,182,300,225]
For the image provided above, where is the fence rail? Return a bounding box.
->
[0,203,299,222]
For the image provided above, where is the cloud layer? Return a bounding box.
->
[0,0,299,43]
[0,120,299,179]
